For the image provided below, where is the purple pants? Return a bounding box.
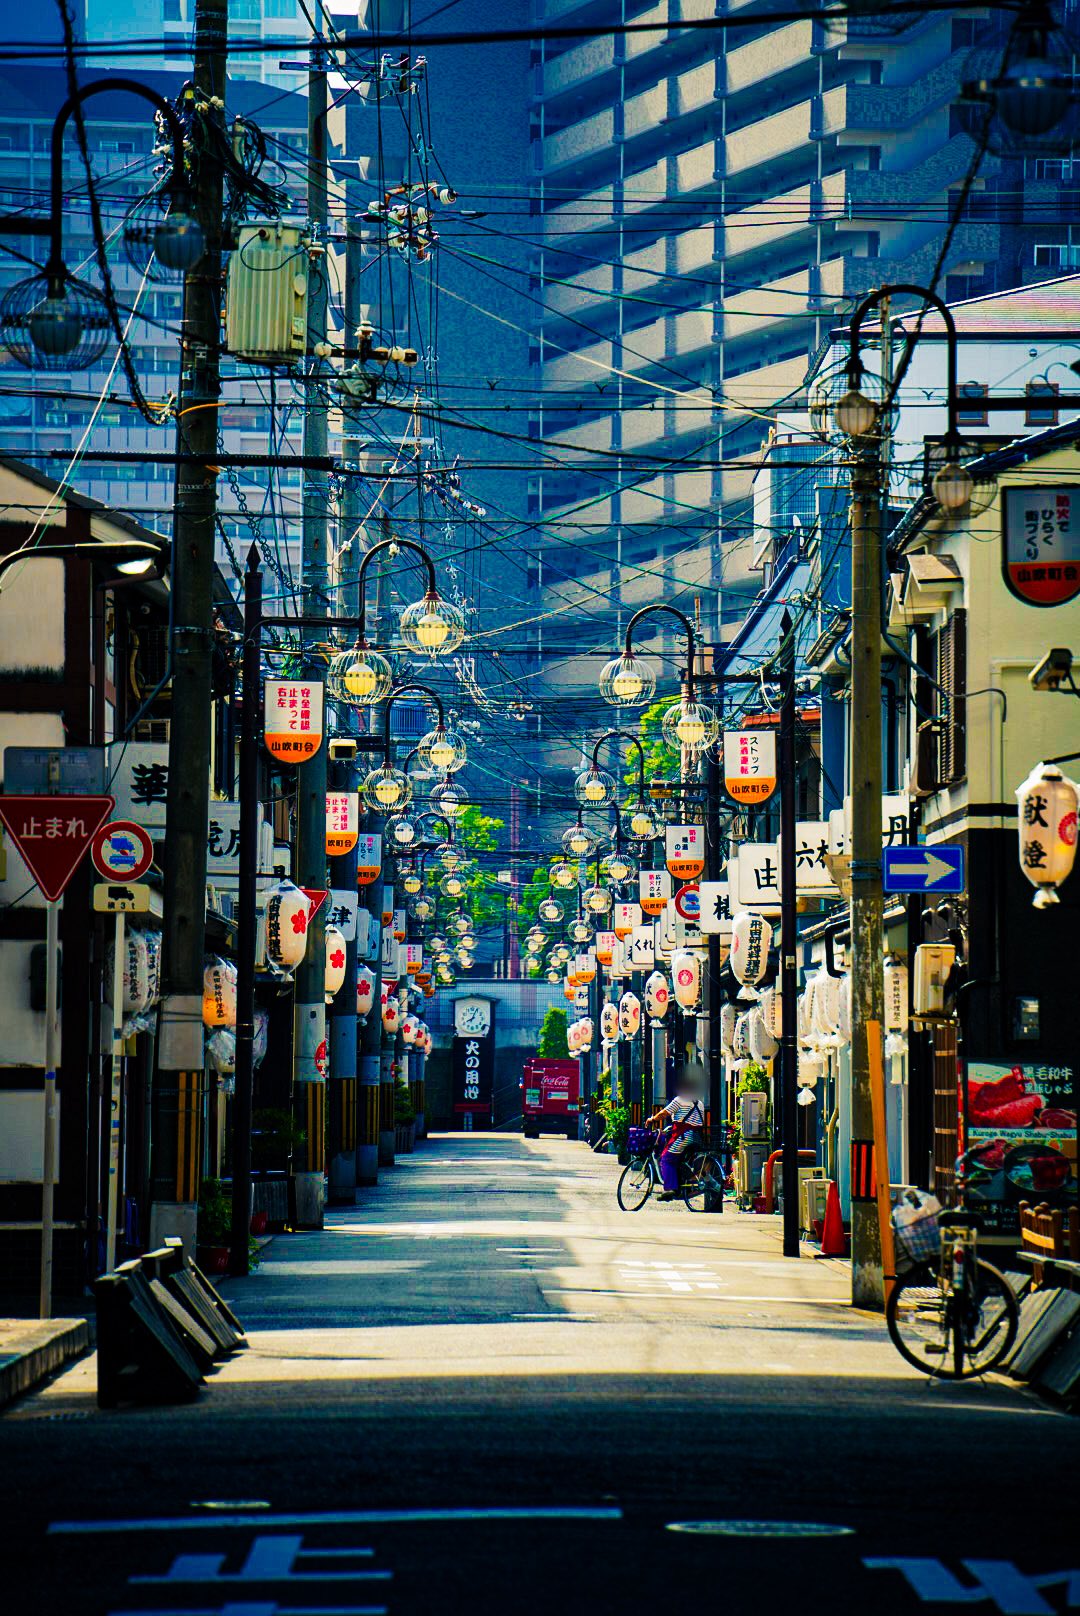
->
[659,1145,680,1192]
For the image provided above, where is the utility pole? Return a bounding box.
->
[849,435,886,1308]
[778,610,800,1257]
[151,0,227,1252]
[704,698,723,1210]
[290,31,331,1229]
[327,749,359,1206]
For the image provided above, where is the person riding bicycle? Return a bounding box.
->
[647,1093,706,1201]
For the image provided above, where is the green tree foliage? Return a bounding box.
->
[453,805,506,933]
[536,1005,569,1058]
[515,862,553,947]
[632,695,680,785]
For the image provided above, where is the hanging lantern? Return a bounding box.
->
[409,893,435,923]
[431,779,468,822]
[324,925,347,1003]
[568,1019,583,1053]
[401,1015,418,1046]
[644,970,670,1021]
[124,931,151,1015]
[812,971,841,1041]
[600,1001,620,1043]
[568,917,593,945]
[583,884,612,916]
[265,880,309,970]
[618,991,641,1037]
[732,1011,751,1059]
[545,968,560,984]
[671,949,701,1009]
[797,1087,817,1108]
[386,813,418,850]
[575,765,615,807]
[382,989,400,1033]
[402,870,423,896]
[760,984,782,1038]
[579,1016,594,1051]
[602,849,637,885]
[563,820,595,859]
[720,1001,737,1054]
[357,965,376,1018]
[838,973,852,1044]
[1016,762,1079,907]
[418,723,468,774]
[202,957,237,1028]
[884,956,909,1034]
[539,895,564,924]
[799,1049,825,1088]
[550,860,578,890]
[440,871,468,901]
[749,1007,778,1062]
[798,983,815,1043]
[729,911,772,985]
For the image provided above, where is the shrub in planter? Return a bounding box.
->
[251,1107,307,1172]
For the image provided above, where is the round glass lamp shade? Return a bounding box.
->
[458,930,477,951]
[583,884,613,915]
[602,850,637,885]
[551,944,571,965]
[538,897,563,924]
[328,643,392,707]
[449,911,472,936]
[429,934,447,953]
[401,871,423,896]
[362,766,413,812]
[1,271,112,371]
[408,894,435,922]
[430,779,468,822]
[932,460,974,514]
[439,872,467,901]
[153,204,205,272]
[550,860,579,890]
[568,917,593,944]
[386,812,418,848]
[546,968,561,984]
[661,699,718,755]
[599,652,656,708]
[575,766,616,808]
[525,935,544,955]
[437,841,465,873]
[628,803,660,840]
[562,821,595,859]
[418,724,467,774]
[399,591,466,658]
[835,386,877,439]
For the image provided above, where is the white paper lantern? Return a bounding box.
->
[799,1049,825,1087]
[749,1008,778,1062]
[730,911,772,985]
[812,971,841,1039]
[619,991,641,1037]
[600,1001,620,1043]
[579,1017,593,1050]
[720,1002,737,1054]
[797,1087,816,1108]
[382,989,400,1034]
[644,970,670,1022]
[124,931,151,1015]
[357,966,376,1018]
[202,957,236,1028]
[838,973,852,1044]
[567,1019,581,1053]
[324,925,347,1003]
[797,984,814,1043]
[884,957,909,1034]
[732,1012,751,1060]
[265,880,310,970]
[1016,762,1079,907]
[401,1015,419,1046]
[144,930,162,1008]
[671,949,701,1008]
[760,984,781,1039]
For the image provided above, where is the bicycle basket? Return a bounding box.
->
[627,1126,658,1155]
[892,1192,941,1265]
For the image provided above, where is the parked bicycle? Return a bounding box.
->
[886,1152,1020,1379]
[617,1125,733,1213]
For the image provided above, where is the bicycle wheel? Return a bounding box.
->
[887,1259,1019,1379]
[618,1157,655,1211]
[681,1151,726,1213]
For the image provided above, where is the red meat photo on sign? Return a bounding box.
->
[963,1060,1077,1232]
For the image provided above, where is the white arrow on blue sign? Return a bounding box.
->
[882,845,964,893]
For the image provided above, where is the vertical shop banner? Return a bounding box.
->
[698,880,731,934]
[325,792,359,856]
[1002,486,1080,606]
[639,868,671,916]
[594,930,616,966]
[665,824,704,879]
[452,1034,495,1123]
[326,889,359,941]
[723,729,777,804]
[406,942,423,976]
[356,833,382,886]
[613,901,642,940]
[629,924,655,969]
[963,1059,1078,1233]
[264,680,324,762]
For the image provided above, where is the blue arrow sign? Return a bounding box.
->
[882,844,964,894]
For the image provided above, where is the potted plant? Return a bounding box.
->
[394,1078,416,1154]
[196,1177,232,1274]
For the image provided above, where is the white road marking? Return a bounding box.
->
[50,1507,624,1535]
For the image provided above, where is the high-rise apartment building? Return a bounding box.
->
[526,4,1062,768]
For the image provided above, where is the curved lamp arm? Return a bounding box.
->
[847,282,959,448]
[624,604,697,702]
[590,729,647,800]
[355,536,437,641]
[382,681,446,762]
[47,79,191,278]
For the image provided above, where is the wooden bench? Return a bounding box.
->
[1018,1201,1080,1290]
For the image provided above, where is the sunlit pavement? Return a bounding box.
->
[2,1133,1074,1615]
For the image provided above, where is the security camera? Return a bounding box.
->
[328,738,358,760]
[1029,647,1074,692]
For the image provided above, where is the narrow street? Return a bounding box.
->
[2,1135,1074,1615]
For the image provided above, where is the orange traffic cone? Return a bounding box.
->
[819,1181,846,1257]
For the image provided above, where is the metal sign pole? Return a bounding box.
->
[105,907,125,1272]
[39,898,59,1320]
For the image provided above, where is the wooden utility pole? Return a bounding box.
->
[151,0,227,1253]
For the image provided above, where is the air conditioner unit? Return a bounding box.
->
[737,1142,771,1197]
[225,222,309,365]
[740,1090,769,1139]
[913,943,956,1018]
[801,1175,831,1235]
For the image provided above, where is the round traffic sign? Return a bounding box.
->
[92,819,154,881]
[674,882,700,922]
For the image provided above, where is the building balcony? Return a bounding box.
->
[724,97,815,183]
[541,180,616,240]
[540,105,616,176]
[720,353,808,422]
[724,19,815,99]
[541,33,618,101]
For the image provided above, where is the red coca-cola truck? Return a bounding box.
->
[521,1058,581,1139]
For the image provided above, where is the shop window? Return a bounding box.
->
[937,608,967,786]
[1026,379,1059,426]
[957,382,988,427]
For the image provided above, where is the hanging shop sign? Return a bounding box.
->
[1016,762,1079,907]
[356,832,382,886]
[325,791,359,856]
[406,942,423,976]
[263,679,324,762]
[1002,486,1080,607]
[639,868,671,916]
[698,880,731,934]
[665,824,704,880]
[325,889,358,942]
[392,907,407,942]
[723,729,776,804]
[613,900,642,940]
[963,1058,1078,1234]
[594,930,616,966]
[629,924,655,969]
[734,842,781,913]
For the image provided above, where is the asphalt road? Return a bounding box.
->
[2,1133,1076,1616]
